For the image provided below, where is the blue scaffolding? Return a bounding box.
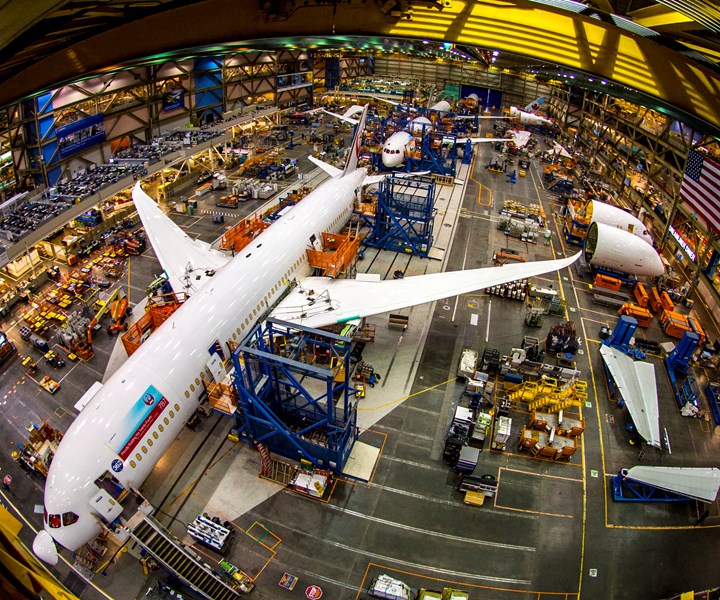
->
[230,318,359,471]
[664,332,701,411]
[404,130,457,177]
[363,175,436,257]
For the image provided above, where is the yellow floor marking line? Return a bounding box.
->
[246,521,282,551]
[355,562,578,599]
[358,378,455,411]
[494,467,576,519]
[489,447,583,467]
[501,466,583,483]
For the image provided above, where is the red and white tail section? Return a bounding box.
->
[524,96,546,113]
[342,104,370,177]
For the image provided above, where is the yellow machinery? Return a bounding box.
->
[0,505,80,599]
[88,288,120,342]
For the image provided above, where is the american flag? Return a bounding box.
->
[681,150,720,232]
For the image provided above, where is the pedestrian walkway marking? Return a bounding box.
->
[246,521,282,551]
[355,563,576,599]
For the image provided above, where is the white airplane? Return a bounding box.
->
[500,96,552,126]
[509,107,553,127]
[585,200,653,246]
[584,221,663,276]
[323,105,514,169]
[568,199,653,247]
[380,129,520,169]
[33,104,580,565]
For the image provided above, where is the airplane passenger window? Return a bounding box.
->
[163,417,169,426]
[136,453,142,462]
[169,410,175,418]
[184,391,190,398]
[62,512,79,526]
[147,439,153,447]
[153,432,158,440]
[158,424,164,433]
[48,514,61,528]
[141,446,147,454]
[174,403,180,411]
[130,460,136,469]
[190,384,195,393]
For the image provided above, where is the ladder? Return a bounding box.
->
[131,516,244,600]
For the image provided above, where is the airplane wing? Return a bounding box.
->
[599,344,660,448]
[453,115,506,120]
[552,143,572,158]
[271,253,580,329]
[451,136,510,145]
[132,183,231,295]
[322,105,364,125]
[508,130,532,148]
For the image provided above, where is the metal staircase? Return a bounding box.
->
[130,515,244,600]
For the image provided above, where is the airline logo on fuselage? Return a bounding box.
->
[107,385,169,462]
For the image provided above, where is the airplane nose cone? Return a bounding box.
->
[33,530,59,565]
[382,154,401,168]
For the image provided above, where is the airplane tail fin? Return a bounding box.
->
[524,96,546,113]
[342,103,370,177]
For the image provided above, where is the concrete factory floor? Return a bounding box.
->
[1,135,719,600]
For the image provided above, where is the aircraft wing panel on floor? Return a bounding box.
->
[271,253,580,329]
[624,466,720,502]
[599,345,660,448]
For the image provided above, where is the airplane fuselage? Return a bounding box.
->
[382,131,414,168]
[36,169,364,559]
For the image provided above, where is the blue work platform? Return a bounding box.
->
[363,175,436,258]
[230,318,359,472]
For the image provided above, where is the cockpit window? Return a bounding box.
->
[48,514,62,528]
[62,512,79,526]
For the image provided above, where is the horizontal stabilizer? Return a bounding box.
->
[132,183,230,295]
[599,345,660,448]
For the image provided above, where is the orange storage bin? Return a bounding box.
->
[633,282,649,308]
[594,273,622,291]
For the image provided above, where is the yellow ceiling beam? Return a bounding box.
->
[1,0,719,134]
[630,5,693,29]
[387,1,719,130]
